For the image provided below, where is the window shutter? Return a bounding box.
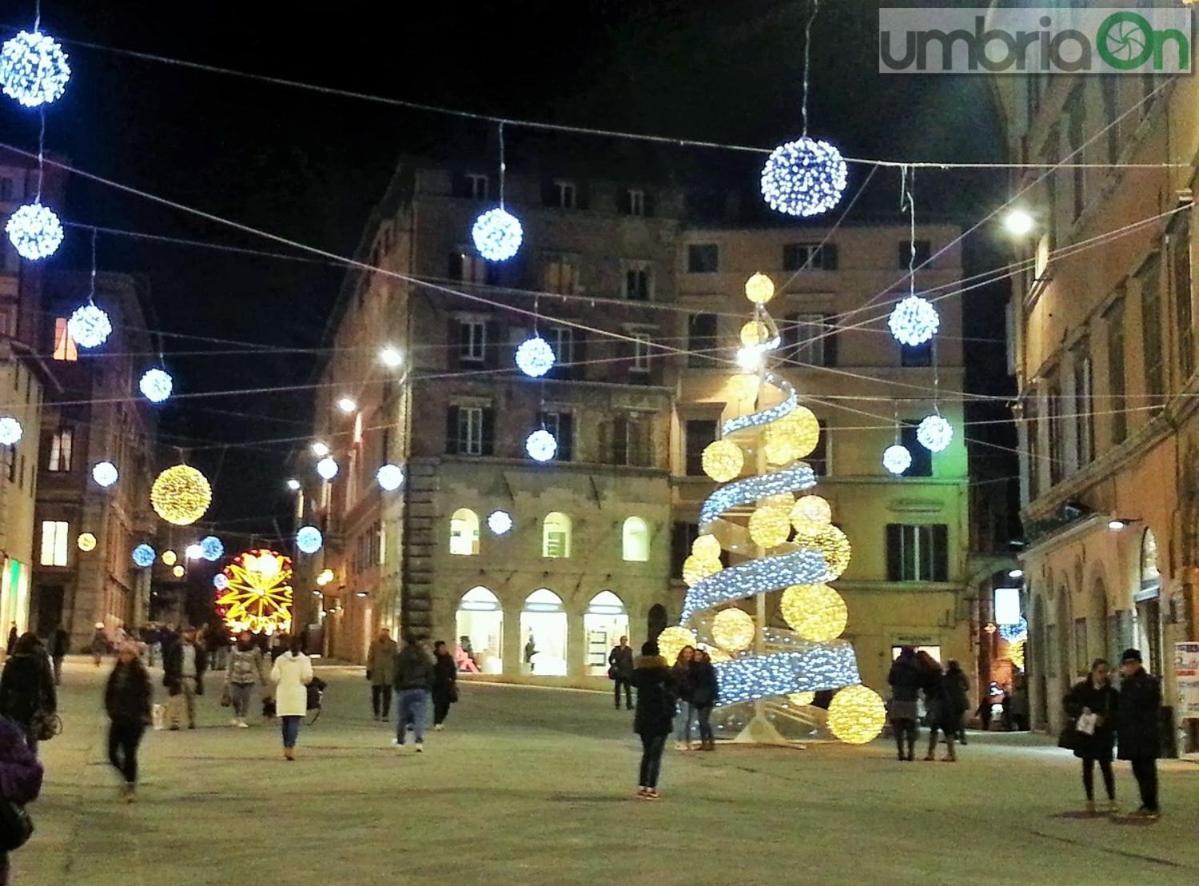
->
[612,414,628,465]
[643,191,656,218]
[451,172,470,198]
[932,524,949,581]
[541,178,557,206]
[598,418,613,465]
[577,181,591,210]
[558,413,574,462]
[485,262,501,286]
[445,406,460,455]
[447,251,463,281]
[886,524,902,581]
[822,243,839,270]
[485,320,502,368]
[571,331,586,381]
[481,408,496,456]
[822,314,838,366]
[619,189,631,215]
[918,525,934,581]
[447,319,461,369]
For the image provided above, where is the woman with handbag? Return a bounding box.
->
[269,635,313,761]
[1063,657,1119,814]
[0,713,42,885]
[104,643,152,801]
[431,640,458,731]
[225,631,268,728]
[0,635,55,756]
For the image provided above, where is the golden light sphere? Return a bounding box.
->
[711,608,755,653]
[781,583,848,642]
[744,272,776,304]
[162,550,177,566]
[77,532,96,552]
[172,565,185,579]
[702,439,744,482]
[656,626,698,663]
[692,534,722,560]
[151,464,212,526]
[791,495,832,527]
[794,524,852,579]
[788,691,816,706]
[763,407,820,465]
[762,492,795,509]
[748,504,791,548]
[683,554,723,587]
[740,320,771,347]
[706,646,733,663]
[827,685,886,745]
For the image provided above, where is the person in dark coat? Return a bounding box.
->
[5,624,17,656]
[888,646,922,761]
[0,713,43,885]
[162,627,207,731]
[917,651,961,761]
[1064,657,1119,813]
[392,635,434,750]
[430,640,458,730]
[105,643,152,801]
[944,660,971,745]
[608,636,635,710]
[671,646,696,750]
[690,649,719,751]
[49,627,69,686]
[1116,648,1162,818]
[631,641,675,799]
[0,634,56,755]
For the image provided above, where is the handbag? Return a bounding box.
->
[30,711,61,743]
[1076,711,1098,736]
[219,684,232,708]
[449,683,459,704]
[1057,725,1079,750]
[0,800,32,852]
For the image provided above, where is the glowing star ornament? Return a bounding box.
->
[215,549,294,634]
[882,443,912,476]
[296,525,323,555]
[376,463,404,491]
[140,368,173,403]
[92,461,118,488]
[6,202,63,260]
[67,303,112,349]
[150,464,212,526]
[712,608,755,653]
[515,336,555,378]
[525,429,557,462]
[471,207,523,261]
[827,684,887,745]
[77,532,96,552]
[131,544,155,568]
[744,272,776,305]
[888,295,940,346]
[487,510,513,535]
[702,439,744,483]
[0,417,22,446]
[760,137,848,218]
[916,414,953,453]
[781,583,848,642]
[200,536,224,562]
[0,30,70,108]
[748,505,792,549]
[316,456,339,480]
[655,625,698,663]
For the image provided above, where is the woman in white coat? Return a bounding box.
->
[269,635,313,760]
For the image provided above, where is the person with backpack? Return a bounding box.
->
[225,631,268,728]
[104,643,152,802]
[392,635,434,752]
[269,635,313,761]
[631,641,675,799]
[0,713,43,885]
[1064,657,1119,814]
[0,635,55,755]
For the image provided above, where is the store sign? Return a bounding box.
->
[1174,642,1199,719]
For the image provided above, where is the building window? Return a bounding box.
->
[543,512,572,558]
[48,428,72,472]
[624,262,653,301]
[0,177,12,201]
[687,244,719,273]
[607,413,651,467]
[671,522,699,578]
[1073,347,1093,468]
[622,517,650,562]
[449,508,480,556]
[1104,296,1127,445]
[1171,214,1194,381]
[459,320,486,363]
[885,523,949,581]
[631,333,652,373]
[1047,375,1064,486]
[685,420,717,475]
[538,410,573,462]
[625,189,645,217]
[40,520,69,567]
[544,254,579,294]
[899,240,931,269]
[1067,84,1086,220]
[446,405,492,456]
[1138,253,1164,404]
[783,313,831,366]
[899,423,933,477]
[52,318,78,362]
[784,242,837,271]
[554,181,577,210]
[449,249,492,285]
[809,420,830,476]
[467,173,489,201]
[687,313,718,367]
[545,327,577,378]
[900,340,932,367]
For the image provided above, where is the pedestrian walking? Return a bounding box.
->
[631,641,675,800]
[5,625,16,657]
[945,659,970,745]
[366,628,398,721]
[1008,676,1030,731]
[1063,658,1118,814]
[431,640,458,731]
[0,634,56,755]
[1116,648,1162,818]
[48,627,69,686]
[690,649,718,751]
[0,713,43,886]
[888,646,922,761]
[608,635,634,710]
[162,627,207,730]
[917,651,961,762]
[104,643,152,802]
[90,624,107,667]
[392,635,434,752]
[225,631,268,728]
[269,635,314,761]
[524,634,537,673]
[671,645,696,751]
[205,620,230,672]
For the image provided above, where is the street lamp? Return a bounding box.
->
[286,478,301,492]
[1003,207,1035,236]
[336,397,357,414]
[1007,568,1023,579]
[379,345,403,369]
[310,441,330,458]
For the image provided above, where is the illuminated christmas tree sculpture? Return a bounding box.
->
[657,273,885,745]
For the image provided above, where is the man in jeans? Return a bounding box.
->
[608,636,634,710]
[392,635,434,752]
[164,627,208,730]
[1117,647,1162,818]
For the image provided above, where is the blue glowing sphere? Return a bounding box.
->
[213,573,229,591]
[471,207,523,261]
[6,202,63,260]
[131,544,156,568]
[0,30,70,108]
[515,336,555,378]
[760,137,848,218]
[200,535,224,562]
[140,368,173,403]
[68,303,113,349]
[296,525,323,555]
[998,617,1028,643]
[888,295,939,347]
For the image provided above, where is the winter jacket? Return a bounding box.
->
[49,629,69,658]
[163,641,208,694]
[270,651,314,717]
[366,637,398,686]
[631,655,676,736]
[0,652,56,727]
[0,714,42,880]
[608,645,634,679]
[1117,667,1162,760]
[105,662,153,726]
[943,667,970,717]
[888,658,923,703]
[690,660,719,708]
[393,645,434,691]
[432,653,457,695]
[1063,678,1118,760]
[226,646,267,686]
[672,661,695,704]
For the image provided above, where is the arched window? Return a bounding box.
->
[450,508,480,556]
[456,586,502,675]
[622,516,650,562]
[585,591,629,676]
[542,512,572,558]
[521,588,567,676]
[1140,529,1160,595]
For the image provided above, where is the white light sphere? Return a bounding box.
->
[213,573,229,591]
[200,536,224,561]
[336,396,357,414]
[68,303,113,349]
[185,544,203,560]
[377,463,404,491]
[316,456,339,480]
[0,416,22,445]
[286,478,300,492]
[916,414,954,453]
[760,136,848,218]
[140,368,173,403]
[296,525,323,554]
[379,345,403,368]
[471,207,523,261]
[882,444,913,475]
[487,510,513,535]
[6,202,63,260]
[525,429,557,462]
[1003,208,1035,236]
[887,295,939,347]
[0,30,70,108]
[91,460,119,487]
[310,441,330,458]
[515,336,555,378]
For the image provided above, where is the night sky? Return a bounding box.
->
[0,0,1014,540]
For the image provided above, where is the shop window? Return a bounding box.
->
[542,512,572,558]
[456,586,503,675]
[622,517,650,562]
[449,508,480,556]
[585,591,629,675]
[522,588,568,676]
